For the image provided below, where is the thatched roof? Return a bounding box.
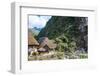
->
[28,32,39,45]
[38,37,57,49]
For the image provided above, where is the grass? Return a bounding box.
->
[64,52,88,59]
[28,51,64,61]
[28,50,88,61]
[79,54,88,59]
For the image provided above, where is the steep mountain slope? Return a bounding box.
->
[38,16,88,52]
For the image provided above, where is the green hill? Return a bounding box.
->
[38,16,88,57]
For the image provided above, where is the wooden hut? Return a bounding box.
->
[38,37,57,51]
[28,31,39,49]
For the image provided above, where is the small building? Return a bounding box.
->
[38,37,57,51]
[28,31,39,49]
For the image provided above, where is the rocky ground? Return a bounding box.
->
[28,50,88,61]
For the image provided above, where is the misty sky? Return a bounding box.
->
[28,15,51,28]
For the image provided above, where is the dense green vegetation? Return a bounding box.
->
[38,16,88,59]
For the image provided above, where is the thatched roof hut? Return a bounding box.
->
[28,32,39,46]
[38,37,57,49]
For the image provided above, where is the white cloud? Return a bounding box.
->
[28,15,51,28]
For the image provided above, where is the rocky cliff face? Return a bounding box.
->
[38,16,88,52]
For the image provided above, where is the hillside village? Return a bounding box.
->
[28,16,88,60]
[28,31,63,60]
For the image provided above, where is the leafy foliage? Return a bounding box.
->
[38,16,88,59]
